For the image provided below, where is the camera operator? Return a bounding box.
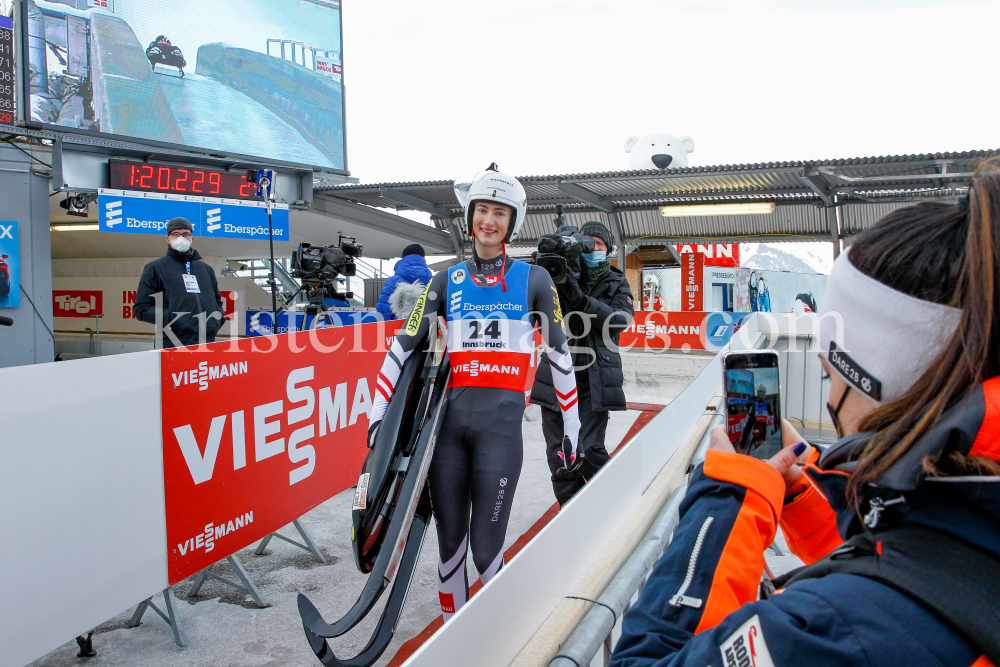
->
[134,218,224,348]
[531,221,634,506]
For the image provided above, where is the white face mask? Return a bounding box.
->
[170,236,192,253]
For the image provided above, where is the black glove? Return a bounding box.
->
[558,276,585,311]
[367,420,381,448]
[552,435,587,484]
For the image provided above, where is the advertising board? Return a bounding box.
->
[97,190,289,240]
[51,277,266,336]
[26,0,345,171]
[161,319,401,584]
[681,252,704,311]
[0,220,18,307]
[246,309,383,336]
[675,243,740,268]
[618,310,742,351]
[52,290,103,317]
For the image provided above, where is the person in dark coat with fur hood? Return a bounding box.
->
[376,244,433,320]
[530,221,634,506]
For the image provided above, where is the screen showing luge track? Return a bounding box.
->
[26,0,345,171]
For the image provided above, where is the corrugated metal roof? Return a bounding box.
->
[318,150,994,244]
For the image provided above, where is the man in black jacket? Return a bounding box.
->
[530,221,634,506]
[134,218,225,349]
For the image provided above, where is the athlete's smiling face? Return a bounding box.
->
[472,201,512,257]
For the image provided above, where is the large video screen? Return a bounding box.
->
[26,0,345,171]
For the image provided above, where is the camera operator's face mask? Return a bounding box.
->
[582,250,606,267]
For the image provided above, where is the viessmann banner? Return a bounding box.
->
[161,320,401,584]
[619,311,746,351]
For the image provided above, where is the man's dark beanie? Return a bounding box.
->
[402,243,425,257]
[167,217,194,234]
[580,221,613,250]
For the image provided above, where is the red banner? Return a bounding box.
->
[619,311,708,350]
[675,243,740,268]
[681,252,704,311]
[160,321,401,584]
[52,290,103,317]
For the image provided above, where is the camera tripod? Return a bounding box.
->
[280,281,348,331]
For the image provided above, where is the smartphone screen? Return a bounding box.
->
[723,352,782,459]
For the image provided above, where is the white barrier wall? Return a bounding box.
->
[0,352,167,667]
[400,317,763,667]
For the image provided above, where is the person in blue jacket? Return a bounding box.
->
[376,244,432,320]
[611,158,1000,667]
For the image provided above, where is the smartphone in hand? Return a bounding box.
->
[722,351,782,459]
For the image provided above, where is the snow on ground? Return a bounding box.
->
[28,409,646,667]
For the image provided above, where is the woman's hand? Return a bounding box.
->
[709,425,736,453]
[767,419,810,486]
[709,420,810,487]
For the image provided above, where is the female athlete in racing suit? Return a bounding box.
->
[368,166,582,621]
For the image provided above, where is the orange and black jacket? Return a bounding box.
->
[610,379,1000,667]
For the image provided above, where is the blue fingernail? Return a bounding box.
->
[793,443,807,456]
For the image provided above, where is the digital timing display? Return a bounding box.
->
[108,160,259,199]
[0,16,14,126]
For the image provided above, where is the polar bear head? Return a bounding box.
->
[624,133,695,170]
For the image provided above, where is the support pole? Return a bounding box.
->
[607,209,628,271]
[827,194,841,260]
[266,202,279,317]
[254,517,326,564]
[187,554,268,608]
[127,588,186,647]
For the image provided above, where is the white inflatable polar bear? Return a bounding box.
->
[624,133,695,170]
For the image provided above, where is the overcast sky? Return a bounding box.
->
[342,0,999,184]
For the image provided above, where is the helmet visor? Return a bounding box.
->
[453,168,485,210]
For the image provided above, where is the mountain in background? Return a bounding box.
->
[740,242,833,275]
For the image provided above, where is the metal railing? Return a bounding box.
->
[549,415,719,667]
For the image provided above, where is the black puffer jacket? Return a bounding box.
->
[531,264,634,412]
[134,247,224,348]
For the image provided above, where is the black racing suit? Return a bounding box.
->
[369,254,580,621]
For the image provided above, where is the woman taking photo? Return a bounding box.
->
[610,158,1000,667]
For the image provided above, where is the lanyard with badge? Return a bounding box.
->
[182,260,201,293]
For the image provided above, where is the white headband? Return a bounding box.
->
[819,250,961,404]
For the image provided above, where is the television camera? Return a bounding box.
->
[287,233,363,326]
[535,205,595,284]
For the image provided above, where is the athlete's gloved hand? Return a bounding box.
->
[367,420,381,449]
[555,435,584,474]
[558,276,586,311]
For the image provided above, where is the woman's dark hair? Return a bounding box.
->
[847,156,1000,506]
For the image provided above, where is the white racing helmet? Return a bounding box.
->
[453,163,527,242]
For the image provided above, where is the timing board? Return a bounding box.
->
[0,15,14,126]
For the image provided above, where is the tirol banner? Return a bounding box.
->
[160,320,402,584]
[619,311,746,351]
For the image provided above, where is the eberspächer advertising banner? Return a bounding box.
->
[160,320,401,584]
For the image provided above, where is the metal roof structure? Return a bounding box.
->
[318,150,992,259]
